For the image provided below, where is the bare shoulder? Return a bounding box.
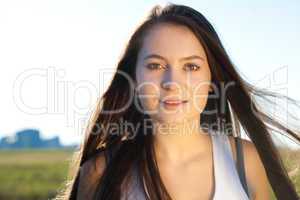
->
[77,148,107,200]
[82,149,107,177]
[227,136,271,200]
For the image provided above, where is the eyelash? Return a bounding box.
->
[184,63,201,71]
[146,63,201,71]
[146,63,162,70]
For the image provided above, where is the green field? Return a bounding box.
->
[0,149,73,200]
[0,148,299,200]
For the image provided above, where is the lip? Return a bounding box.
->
[160,99,188,105]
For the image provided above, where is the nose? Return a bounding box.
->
[161,81,180,90]
[160,67,182,91]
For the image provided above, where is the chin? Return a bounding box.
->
[152,113,186,123]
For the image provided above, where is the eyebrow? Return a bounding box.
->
[143,54,205,62]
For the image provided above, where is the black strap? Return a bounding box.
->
[234,136,250,198]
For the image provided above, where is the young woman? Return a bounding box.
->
[55,3,300,200]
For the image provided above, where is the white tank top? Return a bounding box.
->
[121,133,251,200]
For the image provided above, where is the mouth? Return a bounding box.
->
[160,99,188,106]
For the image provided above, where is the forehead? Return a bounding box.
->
[139,23,206,59]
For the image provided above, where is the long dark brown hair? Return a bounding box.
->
[55,3,300,200]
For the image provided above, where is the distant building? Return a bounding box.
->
[0,129,76,149]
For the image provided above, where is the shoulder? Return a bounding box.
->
[81,148,107,176]
[77,148,107,200]
[227,136,271,200]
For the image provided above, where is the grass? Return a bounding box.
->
[0,148,299,200]
[278,148,300,195]
[0,149,73,200]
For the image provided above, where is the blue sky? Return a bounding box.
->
[0,0,299,148]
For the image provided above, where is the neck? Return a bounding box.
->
[152,118,211,164]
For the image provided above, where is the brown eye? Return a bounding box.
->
[184,63,201,71]
[146,63,163,70]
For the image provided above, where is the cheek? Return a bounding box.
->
[136,79,160,110]
[188,80,211,112]
[136,67,160,95]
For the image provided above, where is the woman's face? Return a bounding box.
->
[135,23,212,123]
